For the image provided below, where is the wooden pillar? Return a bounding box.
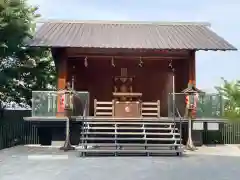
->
[188,50,196,86]
[55,49,68,117]
[51,48,68,90]
[57,49,68,90]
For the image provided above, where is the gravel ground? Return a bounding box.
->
[0,145,240,180]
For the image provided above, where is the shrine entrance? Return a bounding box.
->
[66,54,187,118]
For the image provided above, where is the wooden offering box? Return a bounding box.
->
[113,92,142,118]
[114,101,141,118]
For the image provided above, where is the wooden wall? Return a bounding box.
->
[52,47,195,117]
[67,58,190,116]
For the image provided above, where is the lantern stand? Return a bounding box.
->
[60,82,75,151]
[182,83,203,151]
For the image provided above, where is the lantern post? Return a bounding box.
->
[182,83,203,151]
[60,82,75,151]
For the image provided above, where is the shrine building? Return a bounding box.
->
[28,20,237,118]
[24,20,238,153]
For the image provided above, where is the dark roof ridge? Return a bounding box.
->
[37,19,211,26]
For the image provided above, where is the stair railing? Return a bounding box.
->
[80,100,88,149]
[175,107,183,148]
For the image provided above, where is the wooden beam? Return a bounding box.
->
[66,47,191,59]
[52,48,68,117]
[68,55,186,60]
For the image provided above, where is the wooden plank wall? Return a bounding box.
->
[66,58,191,116]
[52,48,196,117]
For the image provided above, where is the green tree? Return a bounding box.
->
[215,78,240,120]
[0,0,56,107]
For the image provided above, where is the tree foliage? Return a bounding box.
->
[215,78,240,120]
[0,0,56,108]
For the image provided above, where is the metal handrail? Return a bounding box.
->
[79,100,88,147]
[175,107,183,148]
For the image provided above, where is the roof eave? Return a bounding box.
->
[196,48,238,51]
[26,44,238,51]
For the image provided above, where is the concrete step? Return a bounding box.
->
[81,137,180,141]
[81,118,167,122]
[78,149,183,156]
[79,120,182,156]
[84,127,178,130]
[81,132,180,135]
[80,143,181,147]
[85,122,174,125]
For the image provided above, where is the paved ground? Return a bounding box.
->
[187,144,240,157]
[0,145,240,180]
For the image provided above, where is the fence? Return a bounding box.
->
[32,91,89,117]
[221,122,240,144]
[0,110,39,150]
[167,93,240,144]
[1,93,240,150]
[168,93,224,118]
[200,121,240,145]
[0,91,90,150]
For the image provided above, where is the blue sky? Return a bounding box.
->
[28,0,240,92]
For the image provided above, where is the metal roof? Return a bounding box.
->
[27,20,237,51]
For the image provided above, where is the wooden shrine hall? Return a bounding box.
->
[28,20,237,119]
[25,20,237,156]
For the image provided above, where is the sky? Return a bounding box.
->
[28,0,240,92]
